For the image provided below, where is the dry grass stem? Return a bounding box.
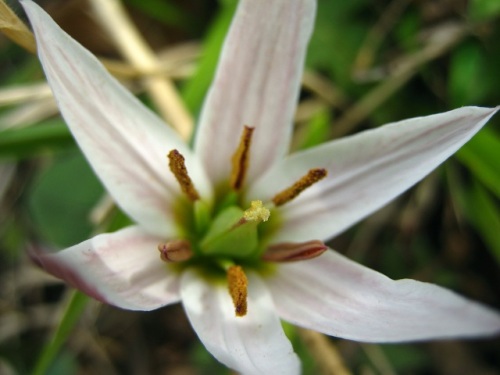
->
[0,2,198,83]
[294,98,329,123]
[0,98,58,131]
[0,82,52,106]
[302,70,348,108]
[332,22,468,137]
[100,42,200,80]
[353,0,414,78]
[0,0,37,53]
[88,0,193,140]
[298,328,352,375]
[361,344,397,375]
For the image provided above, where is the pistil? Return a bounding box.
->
[272,168,327,206]
[199,201,270,257]
[168,149,200,201]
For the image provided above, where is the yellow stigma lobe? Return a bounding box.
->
[230,126,255,191]
[272,168,327,207]
[243,200,270,222]
[168,149,200,201]
[227,265,248,317]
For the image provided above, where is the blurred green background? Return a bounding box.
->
[0,0,499,374]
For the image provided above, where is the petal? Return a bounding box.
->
[249,106,499,242]
[181,269,300,375]
[22,1,211,237]
[30,226,181,311]
[267,250,500,342]
[194,0,316,186]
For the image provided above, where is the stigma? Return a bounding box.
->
[243,200,270,222]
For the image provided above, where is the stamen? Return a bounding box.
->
[227,265,248,317]
[230,126,255,191]
[262,240,327,262]
[168,149,200,201]
[158,240,193,262]
[272,168,327,206]
[243,200,270,222]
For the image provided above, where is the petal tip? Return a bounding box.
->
[28,244,109,304]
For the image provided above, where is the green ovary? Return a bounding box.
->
[176,195,280,272]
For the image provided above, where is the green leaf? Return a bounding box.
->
[125,0,194,31]
[468,0,500,21]
[448,43,487,106]
[456,127,500,198]
[28,152,104,247]
[447,166,500,262]
[294,109,331,150]
[377,344,430,372]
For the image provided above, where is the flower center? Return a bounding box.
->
[162,125,328,316]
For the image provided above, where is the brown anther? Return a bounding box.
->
[230,126,255,191]
[158,240,193,262]
[262,240,327,262]
[272,168,327,206]
[168,149,200,201]
[227,265,248,317]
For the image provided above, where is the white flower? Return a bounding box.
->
[23,1,500,374]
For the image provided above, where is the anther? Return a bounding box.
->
[158,240,193,262]
[262,240,327,262]
[230,126,255,191]
[272,168,327,206]
[168,149,200,201]
[227,265,248,317]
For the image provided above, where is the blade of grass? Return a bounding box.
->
[31,290,89,375]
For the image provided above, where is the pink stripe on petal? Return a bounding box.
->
[30,245,107,304]
[195,0,316,186]
[250,106,499,243]
[22,2,212,237]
